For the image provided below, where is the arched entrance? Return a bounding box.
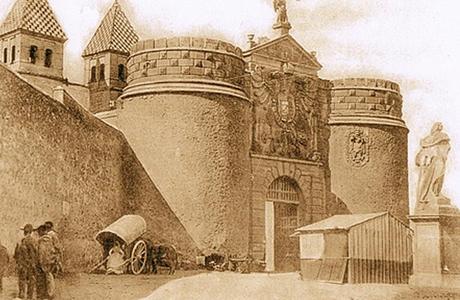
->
[265,176,302,272]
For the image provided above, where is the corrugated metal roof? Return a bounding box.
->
[0,0,67,40]
[82,0,139,57]
[295,212,387,233]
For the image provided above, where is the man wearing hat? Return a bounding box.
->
[14,224,38,300]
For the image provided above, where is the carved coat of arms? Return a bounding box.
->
[272,76,296,125]
[249,65,320,161]
[347,130,370,167]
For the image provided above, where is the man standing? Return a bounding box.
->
[14,224,37,300]
[0,240,9,292]
[36,225,55,300]
[44,221,62,276]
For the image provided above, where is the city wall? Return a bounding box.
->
[0,64,198,272]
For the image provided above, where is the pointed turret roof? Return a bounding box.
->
[82,1,139,57]
[0,0,67,41]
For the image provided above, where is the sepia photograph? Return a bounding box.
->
[0,0,459,299]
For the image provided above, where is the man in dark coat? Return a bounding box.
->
[0,240,9,292]
[14,224,38,300]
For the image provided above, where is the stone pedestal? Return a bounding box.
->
[409,205,460,289]
[272,22,291,36]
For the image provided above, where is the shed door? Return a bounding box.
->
[274,202,299,272]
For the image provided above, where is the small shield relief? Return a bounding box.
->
[277,92,295,123]
[272,78,296,126]
[347,130,370,167]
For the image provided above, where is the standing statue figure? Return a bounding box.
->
[273,0,289,25]
[415,122,451,208]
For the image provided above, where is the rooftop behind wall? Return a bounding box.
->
[0,64,199,272]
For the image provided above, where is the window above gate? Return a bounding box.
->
[267,176,300,204]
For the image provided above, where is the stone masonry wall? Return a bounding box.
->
[17,34,65,79]
[0,32,20,66]
[329,78,409,222]
[250,156,327,260]
[331,78,403,119]
[119,37,251,256]
[118,93,252,257]
[0,32,65,80]
[127,37,245,87]
[0,64,198,272]
[329,124,409,222]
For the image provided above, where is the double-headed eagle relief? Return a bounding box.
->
[249,65,321,161]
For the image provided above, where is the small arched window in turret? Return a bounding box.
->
[118,64,126,82]
[3,48,7,63]
[30,46,38,64]
[99,64,105,81]
[11,46,15,63]
[90,66,97,82]
[44,49,53,67]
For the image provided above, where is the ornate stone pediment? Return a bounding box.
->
[244,35,322,72]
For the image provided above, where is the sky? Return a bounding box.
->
[1,0,459,211]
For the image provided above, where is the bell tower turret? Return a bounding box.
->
[82,0,139,114]
[0,0,67,80]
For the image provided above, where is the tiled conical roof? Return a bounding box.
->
[83,1,139,57]
[0,0,67,41]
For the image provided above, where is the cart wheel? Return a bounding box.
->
[131,240,148,275]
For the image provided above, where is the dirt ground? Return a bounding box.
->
[2,271,460,300]
[0,271,204,300]
[144,272,460,300]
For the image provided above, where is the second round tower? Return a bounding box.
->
[329,78,409,222]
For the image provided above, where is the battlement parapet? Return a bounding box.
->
[131,37,243,57]
[124,37,247,100]
[332,78,400,93]
[331,78,405,128]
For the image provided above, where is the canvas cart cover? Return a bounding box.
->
[95,215,147,245]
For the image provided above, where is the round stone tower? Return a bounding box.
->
[329,78,409,222]
[118,37,251,256]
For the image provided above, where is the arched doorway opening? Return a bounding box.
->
[265,176,302,272]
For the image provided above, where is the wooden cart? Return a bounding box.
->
[94,215,149,275]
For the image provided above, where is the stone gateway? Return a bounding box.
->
[0,0,410,272]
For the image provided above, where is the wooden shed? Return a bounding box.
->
[292,212,413,284]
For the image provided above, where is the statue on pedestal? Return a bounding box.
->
[274,0,289,25]
[415,122,451,210]
[273,0,292,35]
[410,123,460,285]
